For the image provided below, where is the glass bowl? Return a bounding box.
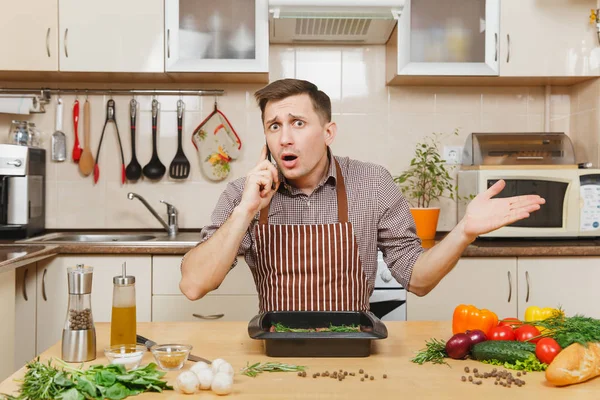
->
[104,344,146,371]
[150,344,192,371]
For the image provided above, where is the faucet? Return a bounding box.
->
[127,192,178,237]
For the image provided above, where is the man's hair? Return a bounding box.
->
[254,79,331,125]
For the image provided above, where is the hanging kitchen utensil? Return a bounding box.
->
[168,99,191,180]
[125,98,142,181]
[191,99,242,181]
[51,97,67,162]
[79,99,95,176]
[72,98,82,162]
[142,99,166,180]
[93,99,126,184]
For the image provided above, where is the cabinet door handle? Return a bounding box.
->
[42,268,48,301]
[22,268,29,301]
[525,270,530,303]
[494,32,498,62]
[46,28,51,58]
[507,270,512,303]
[506,34,510,63]
[64,29,69,58]
[193,313,224,320]
[167,29,171,58]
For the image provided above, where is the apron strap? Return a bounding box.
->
[258,157,348,224]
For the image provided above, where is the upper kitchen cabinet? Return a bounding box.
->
[58,0,164,73]
[165,0,269,80]
[499,0,600,77]
[0,0,59,71]
[386,0,500,83]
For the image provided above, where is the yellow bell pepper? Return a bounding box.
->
[524,306,562,322]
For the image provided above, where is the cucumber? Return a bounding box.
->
[471,341,536,364]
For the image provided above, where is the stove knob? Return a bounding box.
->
[381,269,393,283]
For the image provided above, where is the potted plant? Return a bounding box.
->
[393,129,461,241]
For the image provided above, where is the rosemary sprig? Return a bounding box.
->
[240,362,306,377]
[271,322,360,333]
[410,338,449,367]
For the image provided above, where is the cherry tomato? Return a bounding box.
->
[498,317,523,328]
[514,324,542,343]
[488,325,516,341]
[536,337,561,364]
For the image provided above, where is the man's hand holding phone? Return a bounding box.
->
[238,145,280,216]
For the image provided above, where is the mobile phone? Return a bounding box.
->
[265,141,277,190]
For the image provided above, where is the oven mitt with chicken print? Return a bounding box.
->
[192,105,242,181]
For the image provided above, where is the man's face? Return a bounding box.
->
[263,93,335,184]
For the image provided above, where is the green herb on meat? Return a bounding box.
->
[271,322,360,333]
[410,338,449,366]
[532,314,600,348]
[1,358,171,400]
[481,355,548,372]
[240,362,306,377]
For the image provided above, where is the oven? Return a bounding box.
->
[368,251,407,321]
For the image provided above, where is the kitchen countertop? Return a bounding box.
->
[1,230,599,274]
[1,321,599,399]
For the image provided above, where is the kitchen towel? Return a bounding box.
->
[0,95,35,115]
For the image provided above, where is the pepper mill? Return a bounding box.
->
[62,264,96,362]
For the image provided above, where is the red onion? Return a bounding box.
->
[465,329,487,347]
[445,333,471,359]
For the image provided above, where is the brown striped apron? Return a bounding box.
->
[253,159,370,312]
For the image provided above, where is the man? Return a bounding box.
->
[179,79,544,312]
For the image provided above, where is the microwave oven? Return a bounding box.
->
[457,168,600,238]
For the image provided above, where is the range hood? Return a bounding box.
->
[269,0,405,44]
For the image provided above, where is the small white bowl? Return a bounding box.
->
[104,344,146,371]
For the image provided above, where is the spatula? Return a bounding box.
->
[78,99,95,176]
[169,99,191,179]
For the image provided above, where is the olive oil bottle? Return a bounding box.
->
[110,263,137,346]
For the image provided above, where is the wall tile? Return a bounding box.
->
[295,46,342,113]
[481,87,527,115]
[435,87,481,114]
[341,46,387,114]
[269,45,295,80]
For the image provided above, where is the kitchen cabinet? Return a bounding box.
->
[152,255,259,321]
[164,0,269,74]
[517,257,600,319]
[14,263,37,371]
[58,0,164,73]
[499,0,600,77]
[407,257,517,321]
[387,0,500,81]
[0,0,59,71]
[0,269,16,382]
[36,255,152,355]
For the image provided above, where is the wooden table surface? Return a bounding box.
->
[2,321,599,399]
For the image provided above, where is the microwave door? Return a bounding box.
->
[487,179,568,228]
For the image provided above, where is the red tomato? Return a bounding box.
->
[498,318,522,328]
[514,325,542,343]
[488,325,516,341]
[536,338,561,364]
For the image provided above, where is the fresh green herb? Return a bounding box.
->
[1,358,172,400]
[481,355,548,372]
[532,314,600,348]
[271,322,360,333]
[410,338,449,366]
[240,362,306,377]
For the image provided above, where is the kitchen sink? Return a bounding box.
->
[43,234,158,242]
[18,231,202,246]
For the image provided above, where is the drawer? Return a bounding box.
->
[152,295,259,322]
[152,256,257,295]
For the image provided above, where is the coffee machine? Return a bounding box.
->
[0,144,46,239]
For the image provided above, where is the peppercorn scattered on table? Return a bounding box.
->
[2,321,600,399]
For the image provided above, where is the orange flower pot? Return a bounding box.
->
[410,207,440,241]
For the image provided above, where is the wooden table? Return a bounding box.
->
[2,321,599,399]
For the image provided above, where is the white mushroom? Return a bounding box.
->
[196,368,214,390]
[190,361,210,377]
[211,358,227,373]
[211,372,233,395]
[216,362,235,377]
[175,371,199,394]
